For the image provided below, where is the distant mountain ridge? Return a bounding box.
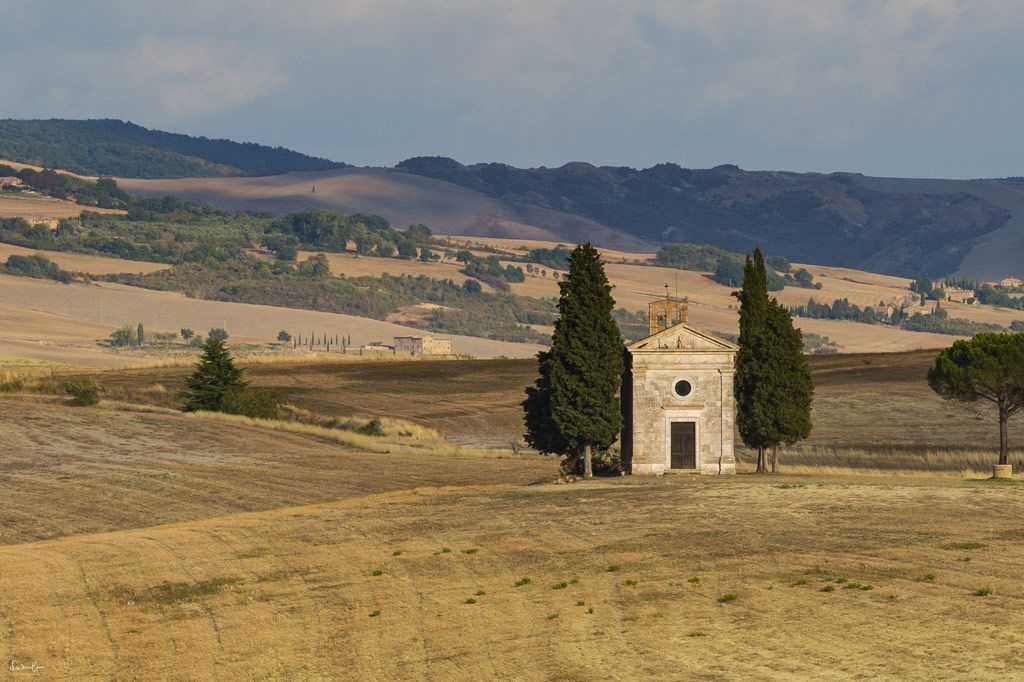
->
[395,157,1018,279]
[0,119,347,178]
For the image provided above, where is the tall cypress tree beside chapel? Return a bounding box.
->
[734,247,813,472]
[523,243,623,478]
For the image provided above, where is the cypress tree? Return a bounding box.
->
[523,350,569,456]
[734,248,776,472]
[523,243,623,478]
[764,300,814,472]
[182,337,246,412]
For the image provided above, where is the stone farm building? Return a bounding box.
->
[394,335,452,355]
[621,297,738,475]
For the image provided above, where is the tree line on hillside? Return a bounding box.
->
[0,119,346,178]
[656,243,820,291]
[791,297,1007,336]
[0,164,131,209]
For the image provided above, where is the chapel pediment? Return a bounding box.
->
[627,322,738,353]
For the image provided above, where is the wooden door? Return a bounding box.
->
[670,422,696,469]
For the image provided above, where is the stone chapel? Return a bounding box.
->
[620,297,738,475]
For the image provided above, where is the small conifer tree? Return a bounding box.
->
[181,337,246,412]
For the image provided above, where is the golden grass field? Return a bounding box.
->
[0,192,123,221]
[0,274,541,365]
[0,242,167,276]
[2,385,1024,679]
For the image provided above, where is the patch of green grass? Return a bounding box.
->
[943,541,986,551]
[552,581,569,590]
[587,607,594,614]
[917,573,936,582]
[606,564,622,572]
[392,550,403,556]
[623,579,637,586]
[465,597,477,604]
[369,609,381,617]
[957,556,972,562]
[834,577,847,584]
[576,600,586,606]
[514,577,532,587]
[843,582,861,589]
[687,576,700,585]
[371,568,383,576]
[475,590,486,596]
[462,548,478,555]
[996,528,1024,541]
[718,593,737,603]
[129,577,240,605]
[973,587,992,597]
[435,547,452,555]
[547,613,559,620]
[777,483,806,489]
[687,631,707,637]
[821,584,835,593]
[791,578,809,586]
[886,595,898,602]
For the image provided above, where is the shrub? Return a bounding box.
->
[221,387,281,419]
[514,577,531,587]
[718,593,738,603]
[208,327,229,342]
[4,254,73,283]
[64,376,100,406]
[277,330,292,343]
[974,587,992,597]
[357,418,385,436]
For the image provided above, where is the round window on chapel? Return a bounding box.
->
[674,380,692,397]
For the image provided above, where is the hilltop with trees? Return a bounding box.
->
[0,119,346,178]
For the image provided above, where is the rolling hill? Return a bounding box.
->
[5,119,1024,277]
[121,160,1024,280]
[0,119,346,178]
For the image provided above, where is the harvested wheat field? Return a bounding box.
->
[0,192,122,220]
[2,417,1023,679]
[0,243,167,276]
[0,274,541,359]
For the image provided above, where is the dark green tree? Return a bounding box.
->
[523,243,623,477]
[764,300,814,472]
[522,350,569,456]
[137,322,145,347]
[928,333,1024,466]
[734,248,775,472]
[181,337,246,412]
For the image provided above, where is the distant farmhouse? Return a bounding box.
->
[1000,277,1023,288]
[394,335,452,355]
[620,297,738,475]
[870,303,897,319]
[944,287,976,304]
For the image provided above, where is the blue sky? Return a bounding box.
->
[2,1,1022,178]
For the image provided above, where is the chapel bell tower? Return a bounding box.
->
[648,297,689,335]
